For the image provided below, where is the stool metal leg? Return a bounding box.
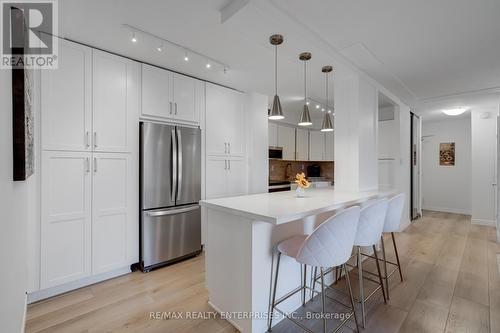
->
[357,246,366,328]
[392,232,403,282]
[302,264,307,306]
[372,245,387,304]
[343,263,360,333]
[380,235,389,299]
[311,266,318,301]
[268,252,281,332]
[334,266,339,284]
[320,267,327,333]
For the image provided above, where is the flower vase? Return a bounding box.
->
[296,186,306,198]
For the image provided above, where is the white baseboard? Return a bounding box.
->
[399,219,411,231]
[471,218,496,227]
[422,205,471,215]
[22,293,27,333]
[27,266,131,304]
[208,301,243,332]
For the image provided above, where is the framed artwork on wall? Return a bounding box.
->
[439,142,455,166]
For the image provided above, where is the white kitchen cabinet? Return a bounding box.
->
[93,50,139,153]
[141,65,201,124]
[268,123,278,147]
[205,157,247,199]
[41,39,92,151]
[41,151,92,288]
[296,128,309,161]
[92,153,136,274]
[278,125,295,160]
[309,131,325,161]
[206,83,244,156]
[325,132,334,161]
[141,64,173,120]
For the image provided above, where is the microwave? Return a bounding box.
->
[269,147,283,159]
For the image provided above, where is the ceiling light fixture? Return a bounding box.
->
[298,52,312,126]
[316,104,320,109]
[156,43,163,52]
[131,32,137,43]
[268,34,284,120]
[206,62,211,69]
[184,53,189,61]
[442,107,468,116]
[321,65,334,132]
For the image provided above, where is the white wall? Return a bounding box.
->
[471,109,498,225]
[0,70,30,332]
[421,116,472,214]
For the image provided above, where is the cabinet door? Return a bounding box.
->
[278,126,296,160]
[296,128,309,161]
[93,51,139,152]
[172,73,198,123]
[141,64,173,119]
[325,132,334,161]
[268,123,278,147]
[309,131,325,161]
[41,151,92,288]
[226,158,247,196]
[41,39,92,151]
[206,84,244,156]
[205,157,228,199]
[92,153,135,274]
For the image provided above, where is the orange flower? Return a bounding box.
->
[295,173,310,188]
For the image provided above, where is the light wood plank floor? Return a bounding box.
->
[26,211,500,333]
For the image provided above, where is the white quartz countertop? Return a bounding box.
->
[200,188,396,224]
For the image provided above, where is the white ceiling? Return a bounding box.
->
[56,0,500,123]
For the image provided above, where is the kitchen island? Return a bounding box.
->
[200,188,396,333]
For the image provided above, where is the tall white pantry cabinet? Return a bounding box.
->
[39,39,139,290]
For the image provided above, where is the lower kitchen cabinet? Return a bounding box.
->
[206,156,247,199]
[40,151,138,289]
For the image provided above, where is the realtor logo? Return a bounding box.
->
[1,0,58,68]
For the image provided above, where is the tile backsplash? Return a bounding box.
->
[269,159,334,181]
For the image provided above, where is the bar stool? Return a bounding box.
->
[379,193,405,299]
[268,206,361,333]
[353,199,388,328]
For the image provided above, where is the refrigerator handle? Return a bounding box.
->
[171,129,177,200]
[176,128,182,200]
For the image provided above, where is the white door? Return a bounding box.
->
[205,157,228,199]
[41,151,92,288]
[93,51,139,153]
[226,158,247,196]
[268,123,278,147]
[92,153,134,274]
[278,126,296,160]
[296,128,309,161]
[41,39,92,151]
[141,64,173,119]
[172,73,198,123]
[324,132,334,161]
[309,131,325,161]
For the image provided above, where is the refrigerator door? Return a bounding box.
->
[175,126,201,205]
[141,204,201,268]
[141,122,176,210]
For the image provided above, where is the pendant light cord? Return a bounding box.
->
[275,45,278,95]
[304,61,307,102]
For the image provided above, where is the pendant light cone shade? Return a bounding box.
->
[299,104,312,125]
[269,94,284,120]
[321,65,334,132]
[269,34,284,120]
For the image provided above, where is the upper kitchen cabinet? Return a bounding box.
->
[277,125,295,160]
[205,83,244,157]
[296,128,309,161]
[309,131,325,161]
[268,123,278,147]
[141,64,201,125]
[325,131,334,160]
[93,50,140,153]
[41,39,92,151]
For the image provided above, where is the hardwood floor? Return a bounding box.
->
[26,211,499,333]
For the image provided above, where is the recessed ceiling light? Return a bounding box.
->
[442,107,468,116]
[206,62,211,69]
[156,44,163,52]
[306,101,310,105]
[321,108,325,112]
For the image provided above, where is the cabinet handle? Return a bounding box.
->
[228,160,231,170]
[228,142,231,154]
[94,132,97,148]
[174,102,178,115]
[224,142,227,154]
[94,157,97,173]
[85,131,90,148]
[169,101,173,114]
[85,157,90,173]
[224,160,227,170]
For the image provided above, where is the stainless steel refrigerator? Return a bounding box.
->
[140,122,202,272]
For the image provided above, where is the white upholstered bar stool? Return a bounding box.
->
[353,199,388,328]
[379,193,405,299]
[268,206,361,333]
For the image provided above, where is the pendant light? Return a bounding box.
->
[321,65,334,132]
[298,52,312,126]
[268,34,284,120]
